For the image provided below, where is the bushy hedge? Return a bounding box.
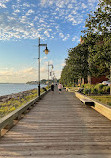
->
[79,84,110,95]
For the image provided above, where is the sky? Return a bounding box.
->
[0,0,99,83]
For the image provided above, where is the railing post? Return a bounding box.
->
[38,37,40,98]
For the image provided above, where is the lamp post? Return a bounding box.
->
[48,62,53,88]
[51,71,55,84]
[38,37,49,98]
[53,72,55,84]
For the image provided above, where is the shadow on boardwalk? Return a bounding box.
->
[0,87,111,158]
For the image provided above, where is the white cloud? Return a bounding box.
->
[61,63,66,67]
[68,4,73,8]
[56,1,65,8]
[40,56,48,63]
[55,70,61,79]
[0,0,10,8]
[88,0,99,7]
[40,67,47,73]
[72,36,79,41]
[0,3,6,8]
[0,0,99,41]
[88,0,97,3]
[71,10,77,14]
[23,3,30,7]
[39,18,45,23]
[40,0,47,6]
[21,67,36,75]
[63,34,70,41]
[0,67,38,83]
[59,33,64,38]
[14,9,20,13]
[26,9,35,16]
[67,15,77,24]
[43,56,47,60]
[44,30,50,37]
[81,3,87,9]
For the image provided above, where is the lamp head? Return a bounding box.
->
[45,47,49,55]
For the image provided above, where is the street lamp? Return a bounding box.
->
[48,62,53,88]
[38,37,49,98]
[51,71,55,84]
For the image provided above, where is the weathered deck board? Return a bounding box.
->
[0,87,111,158]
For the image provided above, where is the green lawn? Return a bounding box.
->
[89,95,111,106]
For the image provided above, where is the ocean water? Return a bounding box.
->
[0,83,46,96]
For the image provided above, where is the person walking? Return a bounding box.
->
[58,83,63,94]
[51,83,54,94]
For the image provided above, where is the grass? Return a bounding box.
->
[0,87,48,118]
[89,95,111,106]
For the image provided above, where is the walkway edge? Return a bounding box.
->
[0,89,50,137]
[75,91,111,121]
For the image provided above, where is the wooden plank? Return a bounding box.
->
[0,90,49,137]
[0,88,111,157]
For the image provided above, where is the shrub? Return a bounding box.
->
[94,84,104,91]
[91,87,98,94]
[106,86,110,94]
[79,83,110,95]
[108,102,111,106]
[81,84,84,88]
[98,89,104,94]
[82,84,94,89]
[78,88,84,93]
[102,86,110,94]
[83,88,91,95]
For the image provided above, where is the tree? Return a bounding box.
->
[60,43,89,86]
[82,0,111,93]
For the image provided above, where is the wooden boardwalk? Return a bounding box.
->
[0,87,111,158]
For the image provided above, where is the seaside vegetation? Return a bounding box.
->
[0,86,49,118]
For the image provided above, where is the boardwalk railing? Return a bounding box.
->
[0,89,50,137]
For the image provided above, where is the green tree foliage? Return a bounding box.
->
[60,44,89,86]
[68,44,89,78]
[82,0,111,77]
[60,0,111,87]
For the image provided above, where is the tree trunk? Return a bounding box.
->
[78,78,82,86]
[88,75,91,84]
[82,78,85,84]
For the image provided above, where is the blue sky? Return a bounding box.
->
[0,0,99,83]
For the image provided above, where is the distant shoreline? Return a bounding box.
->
[0,83,47,97]
[0,83,26,84]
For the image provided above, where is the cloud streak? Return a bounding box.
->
[0,0,99,41]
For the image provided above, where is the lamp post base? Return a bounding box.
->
[38,84,40,97]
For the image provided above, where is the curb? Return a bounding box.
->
[75,91,111,121]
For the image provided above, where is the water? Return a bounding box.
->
[0,83,46,96]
